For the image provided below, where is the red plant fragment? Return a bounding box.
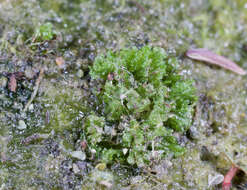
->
[13,72,25,80]
[222,165,239,190]
[107,73,114,81]
[186,48,246,75]
[80,140,87,150]
[8,74,17,92]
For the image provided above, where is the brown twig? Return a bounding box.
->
[23,68,44,111]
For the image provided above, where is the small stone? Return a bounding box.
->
[28,104,34,111]
[76,70,84,78]
[76,58,88,70]
[25,67,35,79]
[75,59,83,68]
[73,163,80,174]
[0,76,8,88]
[208,173,224,187]
[76,161,87,172]
[91,149,96,154]
[130,175,143,184]
[18,120,27,130]
[70,151,86,161]
[16,34,24,46]
[122,148,128,155]
[187,126,200,140]
[81,80,89,89]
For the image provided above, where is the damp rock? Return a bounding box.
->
[70,151,86,161]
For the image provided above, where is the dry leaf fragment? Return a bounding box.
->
[186,48,246,75]
[8,74,17,92]
[55,57,65,68]
[23,68,44,112]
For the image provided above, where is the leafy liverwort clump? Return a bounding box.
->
[87,46,197,167]
[34,23,55,41]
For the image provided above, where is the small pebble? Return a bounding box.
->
[73,163,80,174]
[28,104,34,111]
[75,59,83,68]
[18,120,27,130]
[187,126,200,140]
[16,34,24,46]
[70,151,86,160]
[0,76,8,88]
[122,148,128,155]
[76,161,87,172]
[25,67,35,79]
[130,175,143,184]
[208,173,224,187]
[76,70,84,78]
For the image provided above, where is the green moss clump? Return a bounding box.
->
[87,46,197,167]
[34,23,55,41]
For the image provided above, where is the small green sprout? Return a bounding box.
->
[34,23,55,41]
[86,46,197,167]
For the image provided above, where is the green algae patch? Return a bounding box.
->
[87,46,197,167]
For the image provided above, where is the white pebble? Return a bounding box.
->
[70,151,86,161]
[18,120,27,130]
